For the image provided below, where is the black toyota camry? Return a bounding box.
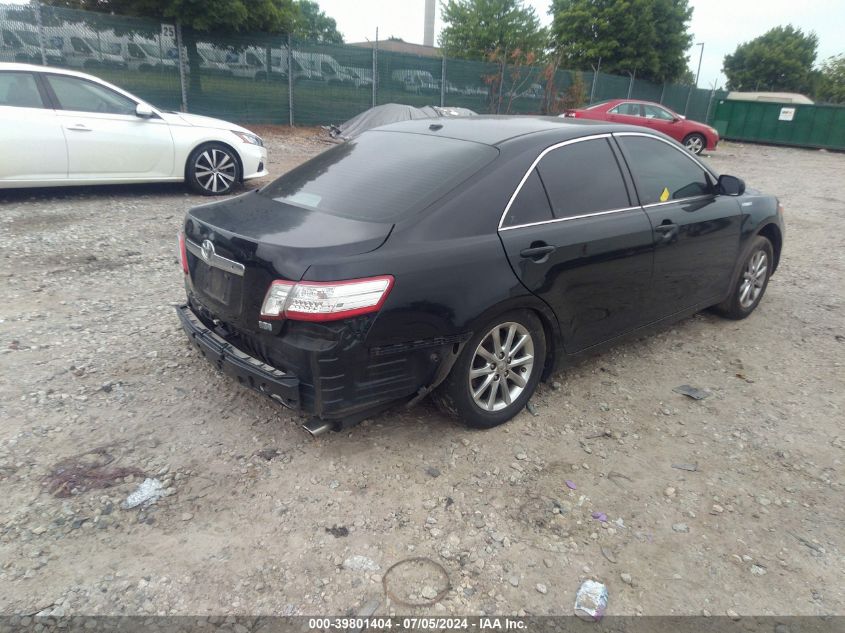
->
[177,116,784,434]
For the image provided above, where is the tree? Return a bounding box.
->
[816,54,845,104]
[550,0,693,83]
[40,0,299,91]
[295,0,343,44]
[722,25,818,93]
[438,0,547,61]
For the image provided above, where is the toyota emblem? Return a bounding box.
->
[200,239,215,263]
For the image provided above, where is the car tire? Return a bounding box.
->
[186,143,240,196]
[433,310,546,429]
[683,133,706,155]
[712,235,773,320]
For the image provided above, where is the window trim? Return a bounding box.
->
[498,133,634,231]
[612,131,718,207]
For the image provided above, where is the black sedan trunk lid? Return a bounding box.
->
[183,190,392,330]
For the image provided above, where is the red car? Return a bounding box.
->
[561,99,719,155]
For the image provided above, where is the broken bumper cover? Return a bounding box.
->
[176,304,300,410]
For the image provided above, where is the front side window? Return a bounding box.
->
[0,72,44,108]
[536,138,630,219]
[45,74,136,115]
[128,43,145,59]
[643,104,675,120]
[70,37,90,54]
[502,169,553,228]
[618,135,712,204]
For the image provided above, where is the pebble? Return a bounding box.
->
[664,486,676,498]
[672,522,689,533]
[508,575,519,587]
[343,556,380,572]
[421,586,438,600]
[180,512,193,521]
[726,608,741,620]
[621,572,633,585]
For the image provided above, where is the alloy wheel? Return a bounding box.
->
[194,148,237,194]
[468,322,535,412]
[684,135,704,154]
[739,250,768,309]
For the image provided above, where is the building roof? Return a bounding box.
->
[348,40,442,58]
[727,91,814,105]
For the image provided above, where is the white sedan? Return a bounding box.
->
[0,63,268,195]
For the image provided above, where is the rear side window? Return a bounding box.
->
[0,72,44,108]
[502,169,553,228]
[617,136,711,204]
[45,74,137,115]
[261,131,498,222]
[536,138,630,219]
[610,102,641,116]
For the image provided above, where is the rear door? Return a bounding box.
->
[498,135,654,353]
[42,73,174,180]
[0,70,67,182]
[615,133,741,319]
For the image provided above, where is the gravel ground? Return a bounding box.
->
[0,128,843,618]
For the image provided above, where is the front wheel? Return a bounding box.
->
[712,236,773,319]
[186,143,240,196]
[433,310,546,429]
[683,133,706,155]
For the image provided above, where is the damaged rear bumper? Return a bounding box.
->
[176,304,300,410]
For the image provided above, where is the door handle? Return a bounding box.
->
[67,124,92,132]
[655,222,679,241]
[520,244,556,260]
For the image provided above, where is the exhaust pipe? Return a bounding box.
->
[302,419,333,437]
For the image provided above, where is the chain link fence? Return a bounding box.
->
[1,2,726,126]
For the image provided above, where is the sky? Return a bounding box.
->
[316,0,845,89]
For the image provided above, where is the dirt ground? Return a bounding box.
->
[0,127,843,619]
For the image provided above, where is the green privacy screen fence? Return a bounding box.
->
[1,2,723,127]
[713,99,845,150]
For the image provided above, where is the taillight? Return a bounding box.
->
[260,275,394,322]
[178,232,189,274]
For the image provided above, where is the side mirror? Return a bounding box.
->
[718,174,745,196]
[135,103,154,118]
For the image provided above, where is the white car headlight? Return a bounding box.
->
[232,131,264,147]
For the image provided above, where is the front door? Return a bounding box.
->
[615,133,741,319]
[42,73,174,180]
[0,70,67,182]
[498,136,654,353]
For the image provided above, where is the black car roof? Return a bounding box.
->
[371,115,620,147]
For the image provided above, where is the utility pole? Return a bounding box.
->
[694,42,704,87]
[589,57,601,104]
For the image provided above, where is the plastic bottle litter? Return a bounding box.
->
[574,580,608,621]
[121,478,165,509]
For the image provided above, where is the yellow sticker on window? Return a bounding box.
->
[660,187,670,202]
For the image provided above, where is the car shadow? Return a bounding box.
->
[0,181,259,203]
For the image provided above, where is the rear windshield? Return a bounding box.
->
[260,131,498,222]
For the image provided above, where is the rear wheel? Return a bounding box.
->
[713,235,773,319]
[186,143,240,196]
[683,133,706,155]
[434,310,546,429]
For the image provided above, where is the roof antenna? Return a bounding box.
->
[429,123,443,131]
